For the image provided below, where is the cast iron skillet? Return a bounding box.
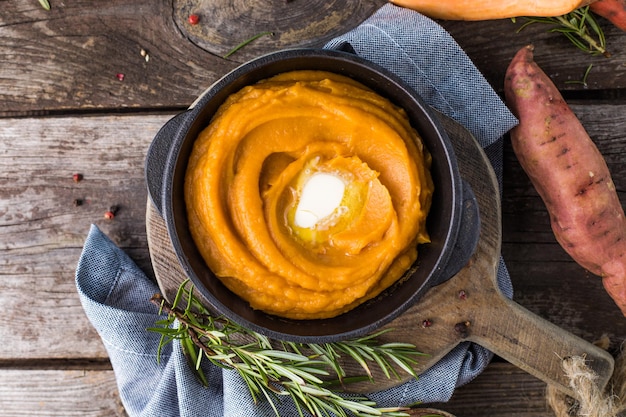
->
[145,48,480,343]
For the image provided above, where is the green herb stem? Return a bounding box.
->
[564,63,594,87]
[223,31,274,59]
[148,283,425,417]
[515,6,610,57]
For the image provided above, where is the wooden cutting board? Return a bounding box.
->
[146,112,614,398]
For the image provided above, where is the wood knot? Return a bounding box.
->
[454,321,471,338]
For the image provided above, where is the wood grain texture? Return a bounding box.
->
[174,0,386,59]
[431,362,555,417]
[0,369,127,417]
[2,0,626,414]
[0,363,555,417]
[442,19,626,96]
[1,0,625,117]
[0,0,234,115]
[0,113,172,360]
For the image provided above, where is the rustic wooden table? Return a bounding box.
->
[1,1,625,416]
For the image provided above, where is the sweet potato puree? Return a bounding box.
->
[184,70,433,319]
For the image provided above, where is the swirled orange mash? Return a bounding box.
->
[185,70,433,319]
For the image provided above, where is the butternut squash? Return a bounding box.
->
[388,0,596,20]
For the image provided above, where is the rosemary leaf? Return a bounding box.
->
[38,0,50,10]
[386,354,419,378]
[147,322,176,332]
[370,353,394,380]
[309,343,346,380]
[256,333,274,350]
[293,365,331,377]
[223,31,274,59]
[260,385,282,416]
[208,351,237,360]
[565,63,594,87]
[172,278,188,308]
[182,333,210,386]
[148,282,421,417]
[195,345,204,370]
[515,6,609,56]
[335,398,380,415]
[267,362,309,385]
[184,282,195,311]
[259,349,310,362]
[337,343,373,379]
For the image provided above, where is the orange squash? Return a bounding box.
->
[590,0,626,31]
[388,0,595,20]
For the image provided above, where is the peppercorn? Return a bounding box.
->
[72,173,83,182]
[421,319,433,328]
[104,205,119,220]
[188,14,199,25]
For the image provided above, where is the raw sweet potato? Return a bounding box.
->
[504,44,626,316]
[590,0,626,31]
[387,0,595,20]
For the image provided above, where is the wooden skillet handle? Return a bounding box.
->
[467,284,615,397]
[366,240,615,398]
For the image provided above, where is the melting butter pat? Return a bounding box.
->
[294,173,345,229]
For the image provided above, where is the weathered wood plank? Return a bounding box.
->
[432,361,555,417]
[0,0,383,116]
[173,0,387,59]
[0,369,127,417]
[1,0,625,116]
[0,0,234,115]
[0,113,173,360]
[0,363,557,417]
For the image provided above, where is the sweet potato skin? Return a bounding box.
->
[504,44,626,316]
[387,0,594,20]
[590,0,626,31]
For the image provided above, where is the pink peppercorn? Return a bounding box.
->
[188,14,199,25]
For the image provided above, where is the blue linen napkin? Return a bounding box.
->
[76,4,518,416]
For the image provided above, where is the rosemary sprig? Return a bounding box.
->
[514,6,610,57]
[148,280,425,417]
